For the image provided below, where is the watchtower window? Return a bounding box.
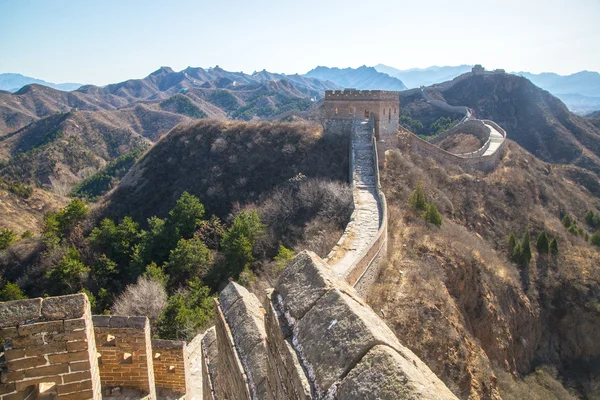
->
[394,107,397,114]
[364,110,369,118]
[349,107,353,115]
[383,108,386,115]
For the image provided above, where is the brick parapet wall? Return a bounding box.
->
[0,294,102,400]
[91,315,156,400]
[150,339,189,396]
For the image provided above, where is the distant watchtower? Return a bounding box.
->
[323,89,399,146]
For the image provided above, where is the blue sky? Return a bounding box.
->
[1,0,599,85]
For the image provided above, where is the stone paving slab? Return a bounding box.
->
[330,120,382,277]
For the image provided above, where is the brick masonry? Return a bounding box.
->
[91,315,156,400]
[0,294,102,400]
[151,339,190,396]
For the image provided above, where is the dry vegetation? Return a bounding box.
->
[0,186,68,235]
[437,133,483,154]
[368,142,600,399]
[102,119,350,223]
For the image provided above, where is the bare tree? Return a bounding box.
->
[111,276,167,327]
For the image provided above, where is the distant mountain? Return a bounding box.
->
[0,66,342,189]
[375,64,600,114]
[304,66,407,91]
[375,64,472,89]
[0,73,82,92]
[586,110,600,118]
[515,71,600,98]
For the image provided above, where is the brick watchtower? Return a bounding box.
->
[323,89,399,147]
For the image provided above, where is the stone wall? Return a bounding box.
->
[404,125,506,172]
[200,328,218,400]
[266,251,459,399]
[213,283,270,400]
[151,339,190,396]
[0,294,102,400]
[213,297,252,399]
[91,315,156,400]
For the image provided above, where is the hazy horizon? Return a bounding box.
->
[1,0,599,86]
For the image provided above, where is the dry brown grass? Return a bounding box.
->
[367,144,600,399]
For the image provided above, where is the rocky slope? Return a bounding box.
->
[369,142,600,399]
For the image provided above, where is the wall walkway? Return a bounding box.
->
[324,118,387,296]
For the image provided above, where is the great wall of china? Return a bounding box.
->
[0,70,506,400]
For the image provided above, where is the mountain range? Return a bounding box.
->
[304,66,407,91]
[375,64,600,114]
[0,73,82,92]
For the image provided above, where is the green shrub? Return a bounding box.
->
[409,180,427,211]
[550,238,558,256]
[561,213,572,228]
[424,202,443,226]
[0,228,17,250]
[513,230,532,266]
[507,232,517,255]
[274,245,295,273]
[536,231,549,254]
[591,232,600,247]
[0,281,26,301]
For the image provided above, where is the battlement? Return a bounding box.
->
[325,89,399,102]
[0,296,191,400]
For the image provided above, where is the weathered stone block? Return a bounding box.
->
[90,315,110,327]
[0,298,42,327]
[23,364,69,378]
[68,361,91,372]
[66,341,88,352]
[24,342,67,357]
[0,326,18,340]
[107,316,130,328]
[10,334,45,349]
[4,348,25,361]
[276,251,339,320]
[335,345,458,399]
[127,316,148,329]
[64,317,87,331]
[295,288,400,393]
[9,355,47,371]
[0,382,16,395]
[58,380,93,394]
[41,294,88,320]
[18,321,64,336]
[48,351,89,364]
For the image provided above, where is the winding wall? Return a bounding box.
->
[324,117,388,296]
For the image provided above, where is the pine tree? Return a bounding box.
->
[550,238,559,256]
[585,210,595,226]
[409,180,427,211]
[562,213,572,228]
[423,202,443,226]
[591,231,600,247]
[520,230,532,266]
[507,232,517,255]
[536,231,549,254]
